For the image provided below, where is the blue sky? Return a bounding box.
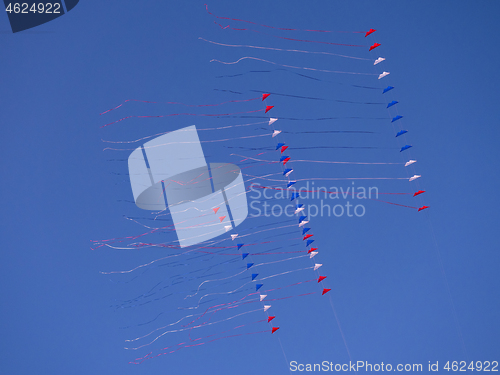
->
[1,1,499,374]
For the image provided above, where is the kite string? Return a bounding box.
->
[99,97,261,115]
[184,254,307,299]
[210,56,376,76]
[101,120,269,144]
[127,286,318,353]
[127,291,262,343]
[327,295,356,369]
[100,108,265,128]
[130,324,269,364]
[204,4,365,34]
[199,37,370,60]
[427,216,469,361]
[232,153,402,165]
[365,32,467,359]
[212,22,367,47]
[103,133,270,151]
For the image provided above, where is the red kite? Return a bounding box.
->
[365,28,376,37]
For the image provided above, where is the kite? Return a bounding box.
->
[383,86,394,94]
[405,160,417,167]
[378,71,390,79]
[95,9,431,367]
[365,28,376,37]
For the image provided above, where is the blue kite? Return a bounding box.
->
[383,86,394,94]
[396,130,408,137]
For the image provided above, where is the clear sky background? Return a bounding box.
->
[1,1,499,374]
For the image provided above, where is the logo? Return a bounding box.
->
[128,125,249,248]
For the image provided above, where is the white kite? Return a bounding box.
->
[378,71,390,79]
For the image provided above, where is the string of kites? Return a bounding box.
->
[204,28,428,336]
[96,18,432,360]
